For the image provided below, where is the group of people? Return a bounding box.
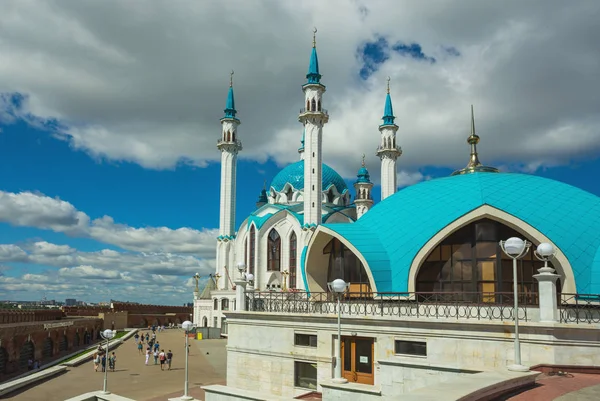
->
[93,350,116,372]
[134,330,174,371]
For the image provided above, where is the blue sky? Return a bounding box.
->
[1,1,599,304]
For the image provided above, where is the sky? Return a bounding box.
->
[0,0,599,304]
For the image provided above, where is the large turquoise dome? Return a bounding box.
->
[270,161,348,193]
[323,172,600,293]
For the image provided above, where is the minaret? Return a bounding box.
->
[353,155,374,219]
[451,105,499,176]
[376,77,402,201]
[216,71,242,288]
[298,29,329,228]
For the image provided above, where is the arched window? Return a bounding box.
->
[311,98,316,111]
[244,236,248,271]
[325,238,370,294]
[289,232,297,289]
[232,131,236,142]
[221,299,229,311]
[317,100,322,111]
[327,190,335,204]
[286,187,293,202]
[213,298,219,310]
[416,218,559,304]
[306,99,310,111]
[267,229,281,271]
[202,317,208,327]
[249,225,256,275]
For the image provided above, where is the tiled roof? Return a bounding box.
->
[324,172,600,293]
[270,160,348,193]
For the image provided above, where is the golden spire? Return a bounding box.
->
[313,27,317,48]
[229,70,234,87]
[451,105,499,176]
[361,153,366,167]
[386,76,391,94]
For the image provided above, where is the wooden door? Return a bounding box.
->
[341,336,374,385]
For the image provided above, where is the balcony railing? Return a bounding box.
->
[299,108,328,116]
[246,291,536,322]
[560,293,600,324]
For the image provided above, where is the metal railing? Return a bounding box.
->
[299,107,328,116]
[560,293,600,324]
[246,291,535,322]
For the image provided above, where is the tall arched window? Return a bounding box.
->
[249,225,256,275]
[317,100,322,111]
[327,190,335,204]
[289,232,297,289]
[244,236,248,272]
[267,229,281,271]
[311,98,316,111]
[416,218,559,304]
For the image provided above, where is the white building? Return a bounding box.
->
[197,33,600,400]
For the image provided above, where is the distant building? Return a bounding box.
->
[65,298,77,306]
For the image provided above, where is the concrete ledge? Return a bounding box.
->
[203,384,295,400]
[0,365,68,396]
[63,329,138,367]
[320,380,382,396]
[65,390,136,401]
[401,370,540,401]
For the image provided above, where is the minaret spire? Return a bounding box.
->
[377,77,402,200]
[217,72,242,289]
[451,105,499,176]
[299,28,329,229]
[354,155,374,219]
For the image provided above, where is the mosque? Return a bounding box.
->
[195,33,600,400]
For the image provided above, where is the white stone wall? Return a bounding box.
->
[380,156,397,200]
[218,150,237,237]
[221,311,600,398]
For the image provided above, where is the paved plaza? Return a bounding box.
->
[4,329,227,401]
[502,372,600,401]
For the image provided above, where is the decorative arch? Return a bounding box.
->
[221,298,230,311]
[0,347,8,374]
[42,337,53,359]
[59,335,68,352]
[267,229,281,271]
[19,341,34,370]
[311,98,316,111]
[408,205,576,294]
[202,316,208,327]
[74,332,80,347]
[305,226,377,293]
[213,298,219,310]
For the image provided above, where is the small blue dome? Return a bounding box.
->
[356,166,371,183]
[270,161,347,193]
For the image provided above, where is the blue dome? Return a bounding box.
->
[270,161,348,193]
[356,166,371,183]
[324,172,600,293]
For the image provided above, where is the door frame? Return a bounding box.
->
[340,336,374,385]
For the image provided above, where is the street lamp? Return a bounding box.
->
[236,262,246,279]
[180,320,194,400]
[534,242,556,272]
[499,237,531,372]
[281,270,289,292]
[100,329,115,394]
[327,278,349,383]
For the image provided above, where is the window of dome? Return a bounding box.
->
[325,238,371,296]
[416,218,561,304]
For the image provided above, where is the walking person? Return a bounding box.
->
[145,347,150,365]
[167,350,173,371]
[134,333,139,343]
[93,353,100,372]
[109,352,116,372]
[137,342,143,354]
[159,349,166,371]
[101,354,106,372]
[153,349,159,365]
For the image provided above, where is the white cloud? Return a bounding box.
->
[397,171,428,188]
[0,190,217,256]
[0,1,598,181]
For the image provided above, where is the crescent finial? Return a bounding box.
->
[313,27,317,48]
[386,76,391,94]
[230,70,234,87]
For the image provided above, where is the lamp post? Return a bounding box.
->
[180,320,194,400]
[100,329,115,394]
[499,237,531,372]
[534,243,556,272]
[534,242,559,323]
[327,278,349,383]
[236,262,246,279]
